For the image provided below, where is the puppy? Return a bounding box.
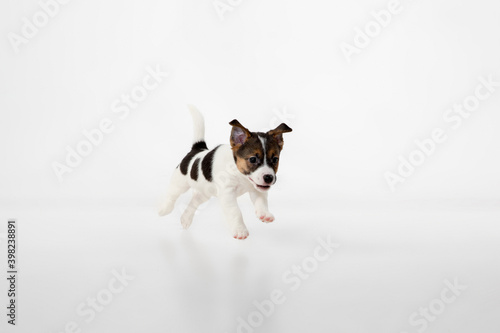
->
[158,105,292,239]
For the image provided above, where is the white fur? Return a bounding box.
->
[247,136,276,187]
[158,106,276,239]
[187,104,205,143]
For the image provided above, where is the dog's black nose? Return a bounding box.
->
[263,174,274,184]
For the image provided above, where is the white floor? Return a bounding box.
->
[2,195,500,333]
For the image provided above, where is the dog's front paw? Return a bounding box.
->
[256,210,275,223]
[232,227,249,240]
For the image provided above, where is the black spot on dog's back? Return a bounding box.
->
[202,145,221,181]
[191,141,208,150]
[180,141,208,175]
[190,158,200,181]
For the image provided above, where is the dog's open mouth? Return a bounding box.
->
[250,178,271,191]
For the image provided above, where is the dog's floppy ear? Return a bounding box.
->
[268,123,292,149]
[229,119,251,147]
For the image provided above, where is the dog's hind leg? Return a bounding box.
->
[158,167,190,216]
[180,190,210,229]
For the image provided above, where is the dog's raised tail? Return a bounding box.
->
[187,105,206,147]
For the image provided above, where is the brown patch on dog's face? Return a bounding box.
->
[229,120,293,176]
[232,134,265,175]
[263,135,282,173]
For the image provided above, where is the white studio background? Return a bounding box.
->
[0,0,499,207]
[0,1,499,333]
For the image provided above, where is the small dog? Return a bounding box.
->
[158,105,292,239]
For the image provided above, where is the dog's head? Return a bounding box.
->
[229,120,292,192]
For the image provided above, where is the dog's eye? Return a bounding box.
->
[272,157,279,164]
[249,157,257,164]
